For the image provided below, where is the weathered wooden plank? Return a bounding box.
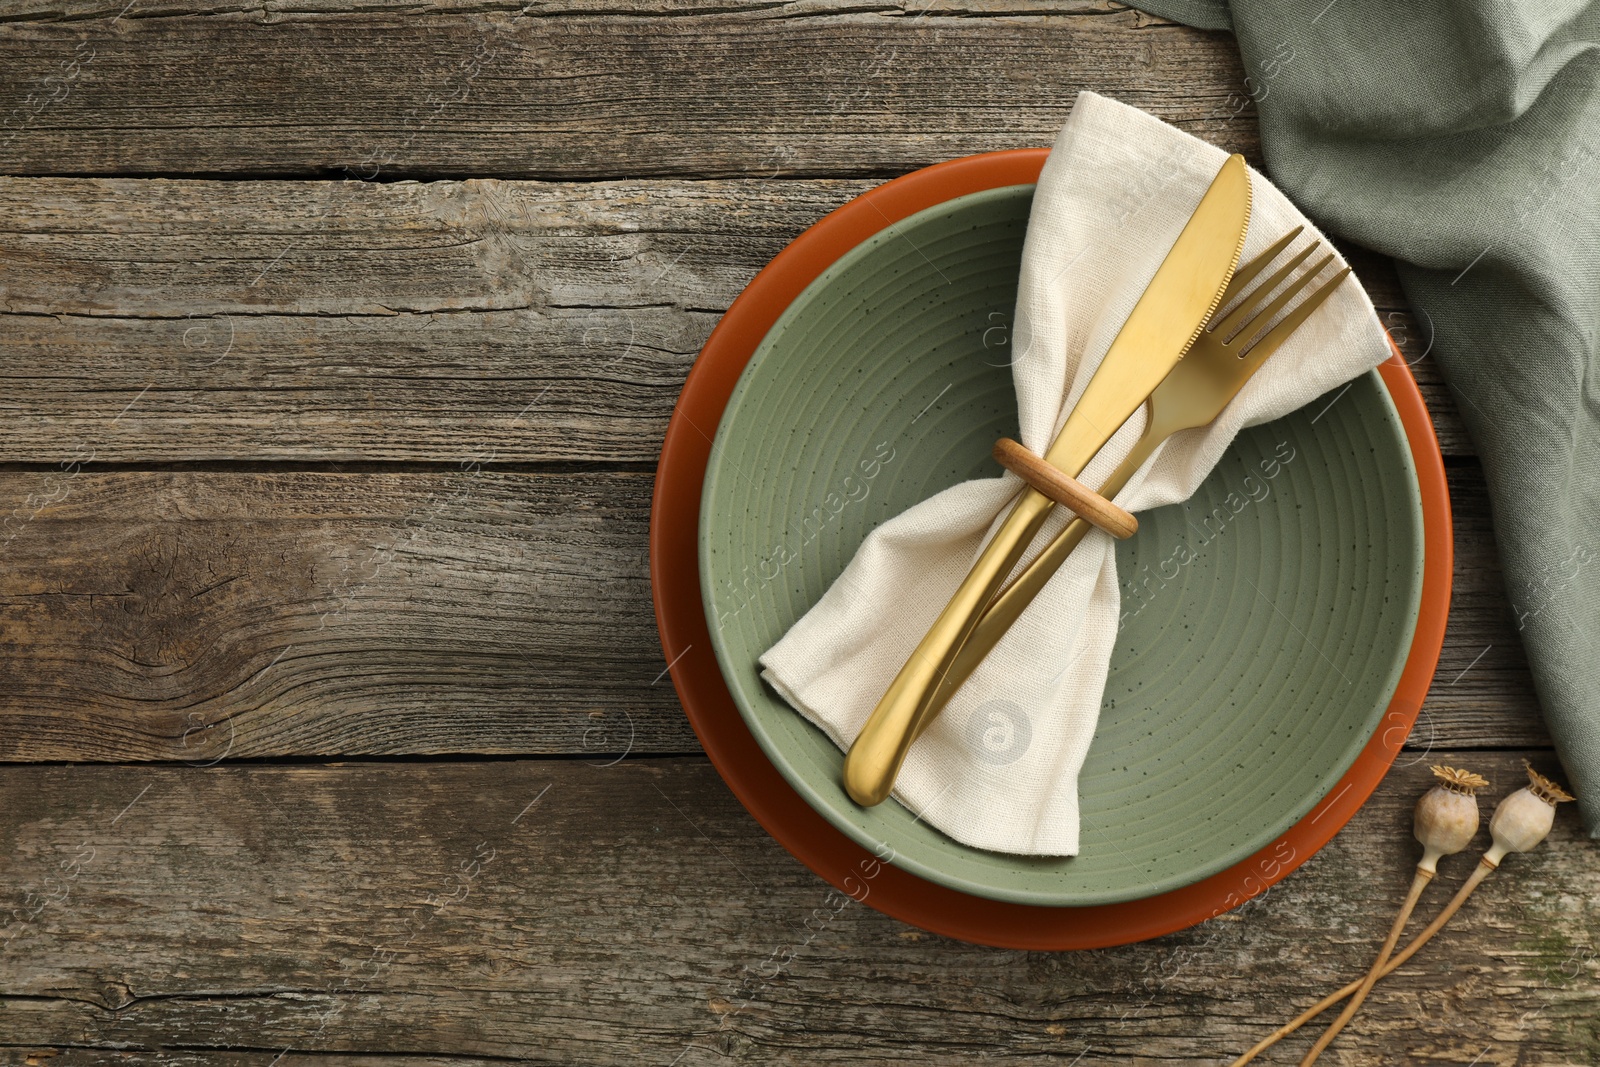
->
[0,464,1552,762]
[0,753,1593,1062]
[0,0,1149,21]
[0,176,1472,463]
[1420,460,1551,752]
[0,468,688,761]
[0,6,1249,179]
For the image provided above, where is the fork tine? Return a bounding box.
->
[1235,264,1353,365]
[1229,252,1336,347]
[1212,242,1321,340]
[1217,225,1304,307]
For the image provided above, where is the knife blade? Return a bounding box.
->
[842,153,1252,807]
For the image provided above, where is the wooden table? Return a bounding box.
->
[1,3,1594,1062]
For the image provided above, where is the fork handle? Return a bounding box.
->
[912,430,1164,742]
[841,487,1056,806]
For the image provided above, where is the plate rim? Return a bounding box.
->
[650,147,1454,948]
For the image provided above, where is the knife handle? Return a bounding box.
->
[842,487,1055,806]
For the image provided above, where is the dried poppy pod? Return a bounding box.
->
[1413,765,1490,872]
[1486,763,1574,860]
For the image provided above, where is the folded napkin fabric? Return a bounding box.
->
[758,91,1393,856]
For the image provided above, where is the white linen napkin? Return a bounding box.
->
[758,90,1392,856]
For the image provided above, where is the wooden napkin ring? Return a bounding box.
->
[992,437,1138,540]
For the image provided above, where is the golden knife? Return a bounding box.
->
[842,153,1253,807]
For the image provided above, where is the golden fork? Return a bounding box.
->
[914,226,1352,736]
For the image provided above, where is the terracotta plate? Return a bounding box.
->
[651,149,1450,947]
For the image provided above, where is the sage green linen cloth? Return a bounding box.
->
[1132,0,1600,834]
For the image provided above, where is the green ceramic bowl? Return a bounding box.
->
[699,185,1424,907]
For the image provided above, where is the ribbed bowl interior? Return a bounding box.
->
[699,185,1424,906]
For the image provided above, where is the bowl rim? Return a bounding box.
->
[650,147,1453,948]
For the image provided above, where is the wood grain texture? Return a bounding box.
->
[1,6,1580,1059]
[0,468,685,761]
[1,753,1594,1063]
[0,176,1470,463]
[0,4,1247,180]
[0,0,1156,20]
[0,464,1550,762]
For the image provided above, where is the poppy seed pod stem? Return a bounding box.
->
[1299,766,1488,1066]
[1234,765,1573,1067]
[1229,858,1496,1066]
